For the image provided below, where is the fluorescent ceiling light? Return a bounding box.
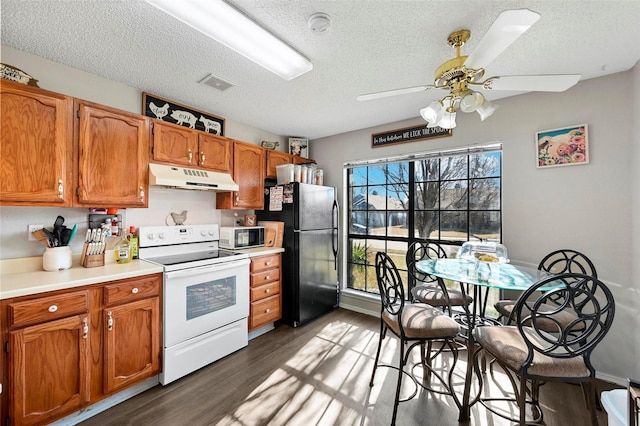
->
[146,0,313,81]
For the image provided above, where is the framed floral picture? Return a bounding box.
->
[536,124,588,168]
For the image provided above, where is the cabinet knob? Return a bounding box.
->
[48,305,58,313]
[82,317,89,339]
[265,308,270,314]
[57,179,64,199]
[132,287,139,294]
[265,262,271,266]
[265,288,271,293]
[107,311,113,331]
[265,275,270,280]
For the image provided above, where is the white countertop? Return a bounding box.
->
[0,247,284,300]
[231,247,285,257]
[0,255,164,300]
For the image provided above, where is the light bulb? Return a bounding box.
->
[476,99,499,121]
[420,100,443,123]
[459,90,485,113]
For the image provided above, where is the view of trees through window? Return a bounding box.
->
[346,149,502,310]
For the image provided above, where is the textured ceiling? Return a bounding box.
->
[2,0,640,140]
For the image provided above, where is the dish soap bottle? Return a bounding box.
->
[115,235,132,264]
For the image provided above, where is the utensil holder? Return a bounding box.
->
[43,246,72,271]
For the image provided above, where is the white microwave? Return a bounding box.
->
[219,226,265,249]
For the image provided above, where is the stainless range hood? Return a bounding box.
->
[149,163,239,192]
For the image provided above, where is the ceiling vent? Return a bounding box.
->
[199,74,234,91]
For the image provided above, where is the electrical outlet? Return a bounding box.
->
[28,224,44,241]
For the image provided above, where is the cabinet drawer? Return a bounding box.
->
[250,254,280,273]
[250,268,280,287]
[250,295,281,330]
[8,290,89,329]
[104,274,161,307]
[250,281,280,302]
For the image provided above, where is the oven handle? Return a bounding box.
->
[165,258,250,279]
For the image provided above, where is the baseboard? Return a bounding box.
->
[50,376,159,425]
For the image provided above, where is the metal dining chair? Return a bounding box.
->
[406,240,473,316]
[473,272,615,426]
[494,249,598,328]
[370,251,461,425]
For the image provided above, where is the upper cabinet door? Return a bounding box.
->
[76,101,149,207]
[151,120,199,167]
[218,141,264,210]
[266,150,291,178]
[0,80,73,206]
[199,133,232,172]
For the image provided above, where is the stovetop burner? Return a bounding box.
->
[144,249,240,267]
[137,224,249,271]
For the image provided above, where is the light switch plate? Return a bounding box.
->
[28,224,44,241]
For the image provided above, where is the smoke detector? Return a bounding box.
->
[308,13,331,34]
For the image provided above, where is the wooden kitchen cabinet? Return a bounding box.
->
[151,120,233,173]
[0,80,74,206]
[217,140,265,210]
[265,150,291,178]
[6,290,90,426]
[103,275,161,393]
[249,254,282,331]
[0,273,162,426]
[75,100,150,207]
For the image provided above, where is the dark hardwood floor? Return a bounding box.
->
[80,308,619,426]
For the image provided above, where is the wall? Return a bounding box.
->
[312,67,639,383]
[0,45,284,259]
[632,61,640,380]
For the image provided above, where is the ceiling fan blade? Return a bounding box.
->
[464,9,540,70]
[356,85,432,101]
[484,74,581,92]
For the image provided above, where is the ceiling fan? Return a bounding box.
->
[356,9,581,129]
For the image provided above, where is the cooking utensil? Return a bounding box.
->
[31,229,52,247]
[67,224,78,245]
[61,228,72,246]
[42,228,57,247]
[53,216,65,247]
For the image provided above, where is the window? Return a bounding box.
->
[345,145,502,307]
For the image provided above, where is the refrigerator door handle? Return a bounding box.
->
[332,199,339,270]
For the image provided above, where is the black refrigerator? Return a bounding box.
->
[257,182,339,327]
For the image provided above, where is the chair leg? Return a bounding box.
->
[370,321,385,387]
[391,339,406,426]
[582,381,599,426]
[518,375,528,425]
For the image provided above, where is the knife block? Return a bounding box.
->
[81,242,105,268]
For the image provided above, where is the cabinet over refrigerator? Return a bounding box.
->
[257,182,339,327]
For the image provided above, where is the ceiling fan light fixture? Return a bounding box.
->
[459,90,485,113]
[438,107,457,129]
[145,0,312,81]
[476,99,499,121]
[420,100,444,123]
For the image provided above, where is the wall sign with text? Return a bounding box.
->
[372,124,452,148]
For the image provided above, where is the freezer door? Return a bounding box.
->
[297,183,335,231]
[296,229,339,326]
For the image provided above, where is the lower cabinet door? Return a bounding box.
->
[104,297,160,393]
[250,294,281,330]
[9,315,90,426]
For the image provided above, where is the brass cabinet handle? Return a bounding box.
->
[82,317,89,339]
[200,152,205,165]
[57,179,64,199]
[139,186,145,203]
[107,311,113,331]
[188,149,193,163]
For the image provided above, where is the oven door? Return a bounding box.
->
[164,257,250,348]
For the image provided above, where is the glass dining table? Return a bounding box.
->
[415,258,557,420]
